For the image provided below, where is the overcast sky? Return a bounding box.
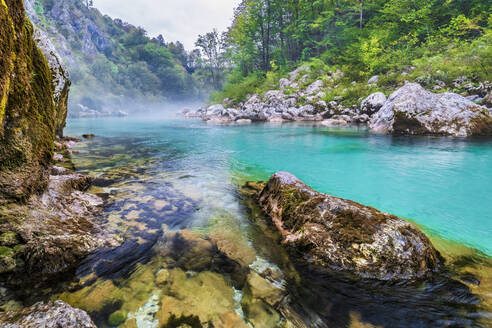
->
[94,0,241,50]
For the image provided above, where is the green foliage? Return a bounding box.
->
[211,70,265,104]
[409,30,492,86]
[213,0,491,104]
[35,0,201,111]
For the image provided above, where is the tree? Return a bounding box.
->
[195,29,228,89]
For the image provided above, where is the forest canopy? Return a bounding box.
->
[211,0,491,103]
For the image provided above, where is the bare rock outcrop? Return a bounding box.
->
[360,92,387,115]
[370,83,492,136]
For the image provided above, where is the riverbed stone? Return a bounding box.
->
[155,269,249,328]
[0,301,96,328]
[244,272,285,307]
[157,230,218,271]
[321,118,349,127]
[257,172,442,280]
[370,83,492,136]
[209,226,257,267]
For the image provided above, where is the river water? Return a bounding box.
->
[60,116,492,328]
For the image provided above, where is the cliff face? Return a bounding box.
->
[25,0,71,137]
[23,0,200,117]
[0,0,56,202]
[31,28,71,137]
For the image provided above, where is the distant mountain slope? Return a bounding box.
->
[25,0,200,116]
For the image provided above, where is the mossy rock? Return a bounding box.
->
[0,231,19,246]
[0,0,58,201]
[108,310,128,326]
[0,245,16,273]
[258,172,442,280]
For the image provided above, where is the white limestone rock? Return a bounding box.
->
[370,83,492,137]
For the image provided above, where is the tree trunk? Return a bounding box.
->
[359,0,363,29]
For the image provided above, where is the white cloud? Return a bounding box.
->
[94,0,241,50]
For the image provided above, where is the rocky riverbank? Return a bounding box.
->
[184,66,492,137]
[0,138,114,308]
[0,1,109,323]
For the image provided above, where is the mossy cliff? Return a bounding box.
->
[0,0,98,293]
[25,0,71,137]
[0,0,56,202]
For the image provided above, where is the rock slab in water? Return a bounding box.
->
[0,170,107,281]
[0,301,96,328]
[257,172,442,280]
[370,83,492,136]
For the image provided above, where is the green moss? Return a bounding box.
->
[0,246,13,257]
[162,314,202,328]
[0,232,19,246]
[0,2,57,200]
[108,310,128,326]
[0,74,9,123]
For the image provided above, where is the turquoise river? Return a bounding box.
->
[60,115,492,328]
[67,116,492,255]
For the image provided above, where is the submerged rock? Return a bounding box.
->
[321,118,349,127]
[370,83,492,136]
[155,268,249,328]
[0,301,96,328]
[256,172,442,280]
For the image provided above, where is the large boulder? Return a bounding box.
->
[370,83,492,136]
[257,172,442,280]
[360,92,386,115]
[0,301,96,328]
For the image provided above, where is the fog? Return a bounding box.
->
[68,95,204,121]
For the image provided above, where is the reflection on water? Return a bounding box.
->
[56,118,492,327]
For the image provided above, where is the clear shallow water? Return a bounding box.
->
[66,116,492,255]
[57,115,492,328]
